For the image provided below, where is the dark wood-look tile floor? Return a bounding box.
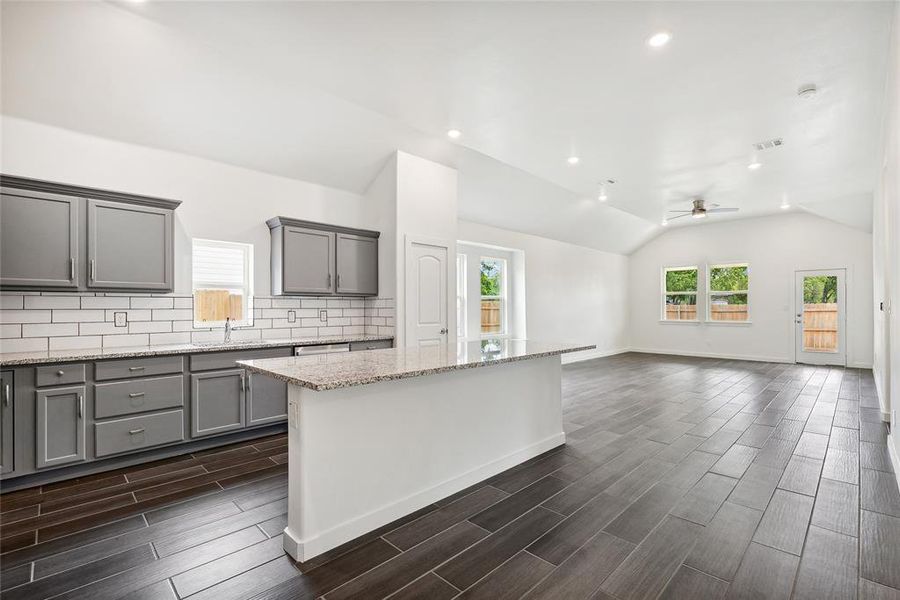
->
[2,352,899,599]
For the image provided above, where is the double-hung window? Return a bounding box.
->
[192,239,254,327]
[708,263,750,322]
[480,257,507,335]
[662,266,698,321]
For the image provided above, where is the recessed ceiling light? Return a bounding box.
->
[447,129,461,139]
[747,161,762,170]
[598,184,608,202]
[647,31,671,48]
[567,156,580,165]
[661,219,668,227]
[781,202,790,210]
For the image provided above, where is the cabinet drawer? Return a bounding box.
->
[94,375,184,419]
[95,355,184,381]
[94,409,184,457]
[35,363,86,387]
[349,339,393,351]
[189,347,291,372]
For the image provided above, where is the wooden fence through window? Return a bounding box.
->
[481,299,502,333]
[803,303,838,352]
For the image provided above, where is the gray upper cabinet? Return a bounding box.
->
[268,217,379,296]
[1,372,13,474]
[0,189,79,289]
[36,385,86,469]
[87,200,174,290]
[0,175,180,292]
[336,233,378,296]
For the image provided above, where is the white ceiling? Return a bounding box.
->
[1,1,893,254]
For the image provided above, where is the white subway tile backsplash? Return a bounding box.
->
[22,323,78,338]
[1,309,52,324]
[0,292,393,351]
[81,296,130,309]
[102,333,150,348]
[25,295,81,309]
[50,336,103,351]
[130,297,174,309]
[1,337,49,353]
[0,324,22,338]
[52,309,105,323]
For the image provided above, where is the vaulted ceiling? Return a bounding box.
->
[1,1,892,253]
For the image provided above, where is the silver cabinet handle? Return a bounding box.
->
[77,395,84,419]
[128,428,145,435]
[128,366,145,372]
[240,372,246,395]
[3,383,10,407]
[336,274,341,289]
[244,372,251,393]
[128,392,145,398]
[70,258,76,281]
[56,370,65,377]
[327,273,332,288]
[90,259,96,281]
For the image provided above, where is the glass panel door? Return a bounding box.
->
[795,269,846,366]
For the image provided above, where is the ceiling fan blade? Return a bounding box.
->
[707,207,739,213]
[667,213,692,221]
[668,210,692,214]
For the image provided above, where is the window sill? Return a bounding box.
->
[706,320,753,326]
[658,320,701,325]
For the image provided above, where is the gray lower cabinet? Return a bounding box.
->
[191,369,246,437]
[95,409,184,457]
[87,199,174,290]
[280,226,335,294]
[36,385,86,469]
[0,188,79,288]
[336,233,378,295]
[1,371,13,474]
[246,371,288,426]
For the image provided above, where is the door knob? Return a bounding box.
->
[439,328,448,334]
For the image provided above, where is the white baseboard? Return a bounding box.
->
[847,362,875,369]
[889,439,900,497]
[283,432,566,562]
[627,347,793,364]
[561,347,629,364]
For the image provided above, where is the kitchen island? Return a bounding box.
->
[239,338,594,562]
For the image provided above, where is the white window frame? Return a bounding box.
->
[661,265,699,323]
[456,253,467,339]
[192,238,254,328]
[480,256,508,337]
[707,262,751,324]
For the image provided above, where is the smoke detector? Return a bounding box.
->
[797,83,818,99]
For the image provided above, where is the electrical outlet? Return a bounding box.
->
[287,310,296,323]
[319,309,328,322]
[114,312,127,327]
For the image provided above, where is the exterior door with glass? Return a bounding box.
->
[795,269,846,366]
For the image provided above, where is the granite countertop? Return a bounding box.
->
[238,339,595,391]
[0,335,394,366]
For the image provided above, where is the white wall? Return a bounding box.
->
[458,221,630,362]
[629,213,874,367]
[0,116,376,296]
[873,3,899,476]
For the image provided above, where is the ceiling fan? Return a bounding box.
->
[667,198,739,222]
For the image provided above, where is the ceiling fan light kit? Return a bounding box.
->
[666,197,739,223]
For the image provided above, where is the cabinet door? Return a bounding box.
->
[281,226,334,294]
[246,371,288,426]
[191,369,246,437]
[0,190,79,288]
[336,233,378,296]
[87,199,173,290]
[1,372,13,474]
[36,385,86,469]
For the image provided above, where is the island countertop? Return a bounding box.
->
[238,339,595,391]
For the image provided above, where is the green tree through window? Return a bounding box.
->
[481,260,502,296]
[804,275,837,303]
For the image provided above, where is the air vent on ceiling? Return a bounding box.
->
[753,138,784,151]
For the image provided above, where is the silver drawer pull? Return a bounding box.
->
[3,383,9,407]
[78,395,84,418]
[128,366,145,372]
[128,392,145,398]
[56,370,65,377]
[128,428,145,435]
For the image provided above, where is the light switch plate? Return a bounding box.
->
[319,309,328,322]
[114,312,127,327]
[287,310,296,323]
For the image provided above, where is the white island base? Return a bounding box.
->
[281,355,564,562]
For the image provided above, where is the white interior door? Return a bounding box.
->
[795,269,846,366]
[406,238,449,347]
